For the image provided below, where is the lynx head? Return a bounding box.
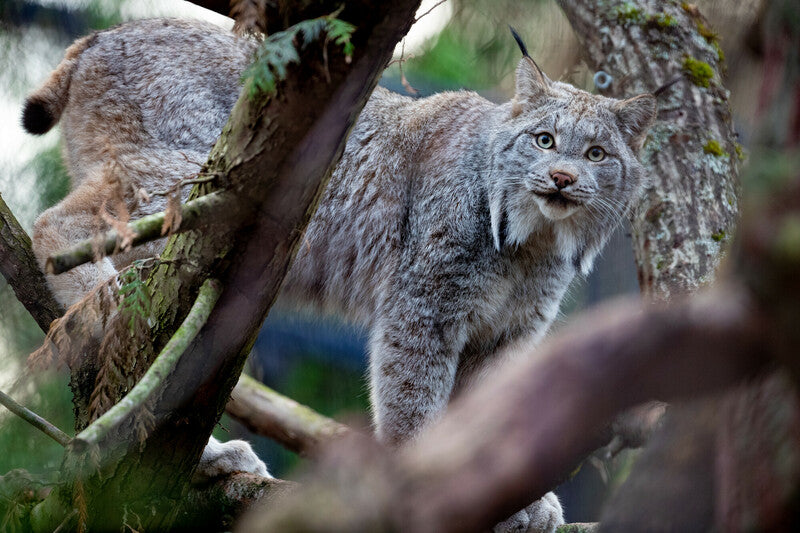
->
[488,30,655,272]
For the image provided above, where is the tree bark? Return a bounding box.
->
[558,0,740,301]
[0,193,63,330]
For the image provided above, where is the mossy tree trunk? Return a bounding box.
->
[558,0,740,300]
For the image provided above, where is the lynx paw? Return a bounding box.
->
[195,436,271,480]
[493,492,563,533]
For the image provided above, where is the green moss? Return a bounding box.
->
[695,20,718,42]
[712,40,725,63]
[703,139,728,157]
[711,231,726,242]
[613,3,644,25]
[680,3,725,64]
[735,143,746,161]
[656,259,665,270]
[647,12,678,29]
[683,56,714,87]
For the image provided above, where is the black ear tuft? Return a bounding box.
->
[509,26,530,58]
[22,97,56,135]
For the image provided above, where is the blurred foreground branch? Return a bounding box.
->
[244,284,770,533]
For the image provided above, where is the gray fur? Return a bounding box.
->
[24,19,655,525]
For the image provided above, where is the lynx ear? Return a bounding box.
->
[510,27,550,108]
[612,94,657,152]
[515,58,550,106]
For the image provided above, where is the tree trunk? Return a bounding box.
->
[558,0,740,300]
[32,2,422,530]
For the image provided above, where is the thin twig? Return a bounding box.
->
[178,151,204,168]
[150,174,219,197]
[0,389,71,446]
[414,0,448,23]
[397,38,419,95]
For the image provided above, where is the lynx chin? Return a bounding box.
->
[24,18,655,533]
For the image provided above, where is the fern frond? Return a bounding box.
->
[242,11,357,98]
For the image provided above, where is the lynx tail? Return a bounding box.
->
[22,32,97,134]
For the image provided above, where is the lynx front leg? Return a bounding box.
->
[368,271,469,446]
[369,317,464,446]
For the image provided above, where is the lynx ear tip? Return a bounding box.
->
[509,26,530,58]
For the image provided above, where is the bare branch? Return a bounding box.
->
[0,388,71,446]
[46,191,244,275]
[414,0,447,23]
[227,374,353,455]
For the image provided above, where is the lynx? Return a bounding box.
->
[24,18,655,532]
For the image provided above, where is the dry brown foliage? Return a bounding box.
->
[161,190,183,236]
[27,274,119,371]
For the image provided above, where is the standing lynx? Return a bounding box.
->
[24,18,655,532]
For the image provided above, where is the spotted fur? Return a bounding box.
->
[24,20,655,514]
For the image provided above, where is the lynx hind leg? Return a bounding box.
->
[494,492,564,533]
[195,436,270,480]
[33,198,118,308]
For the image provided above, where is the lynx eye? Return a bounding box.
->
[587,146,606,162]
[535,132,555,150]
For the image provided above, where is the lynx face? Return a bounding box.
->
[487,57,655,268]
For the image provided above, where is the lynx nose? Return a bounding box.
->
[551,171,576,190]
